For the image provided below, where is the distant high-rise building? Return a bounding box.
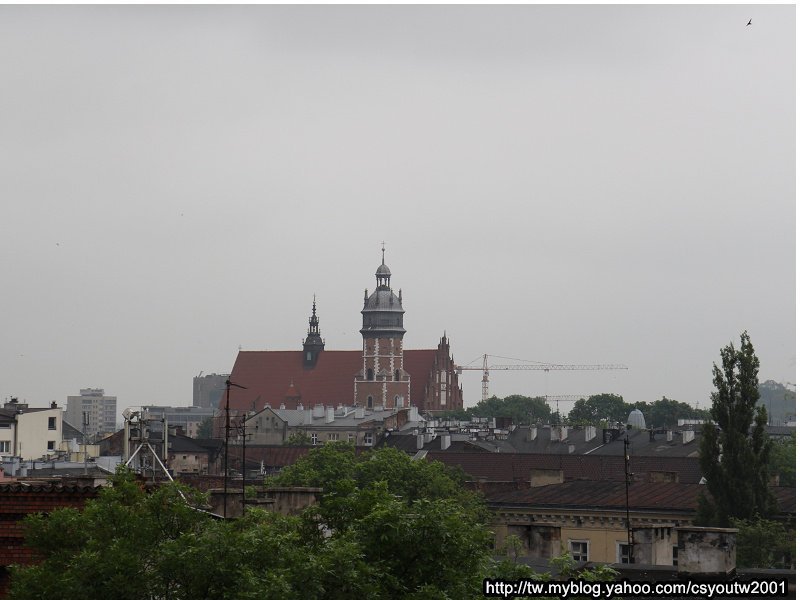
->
[65,388,117,437]
[193,373,227,409]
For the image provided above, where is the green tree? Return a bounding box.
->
[732,517,795,568]
[768,432,795,486]
[454,394,552,424]
[697,332,775,526]
[640,396,709,428]
[758,379,796,425]
[196,416,213,439]
[283,431,313,446]
[13,452,616,600]
[567,393,629,425]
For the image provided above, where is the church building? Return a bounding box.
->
[224,253,463,414]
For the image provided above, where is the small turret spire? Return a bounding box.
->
[303,295,324,367]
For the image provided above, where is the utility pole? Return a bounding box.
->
[623,435,634,563]
[82,411,89,475]
[223,378,247,519]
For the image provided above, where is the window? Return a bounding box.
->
[48,417,56,430]
[327,433,339,441]
[367,368,374,381]
[367,396,373,409]
[347,433,354,443]
[617,543,633,564]
[672,546,679,567]
[363,432,373,446]
[0,441,9,453]
[47,441,55,451]
[394,395,402,408]
[570,541,588,562]
[394,369,400,381]
[310,433,317,445]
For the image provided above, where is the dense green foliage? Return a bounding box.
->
[282,431,313,446]
[633,397,711,428]
[567,394,629,424]
[442,394,552,424]
[768,432,795,486]
[567,394,709,427]
[443,392,710,429]
[732,517,795,569]
[757,379,796,425]
[12,448,619,599]
[697,332,775,527]
[196,416,213,439]
[10,450,519,599]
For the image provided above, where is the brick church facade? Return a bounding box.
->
[224,253,463,414]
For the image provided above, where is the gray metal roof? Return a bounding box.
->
[362,288,404,313]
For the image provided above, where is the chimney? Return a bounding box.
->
[528,427,537,442]
[50,401,58,409]
[297,403,304,411]
[304,409,312,425]
[325,407,334,424]
[550,426,568,442]
[585,425,596,442]
[666,430,673,442]
[279,403,286,410]
[313,404,324,418]
[677,527,737,576]
[568,444,575,454]
[409,406,419,421]
[355,407,365,419]
[681,430,695,444]
[416,434,424,450]
[424,431,434,444]
[440,434,451,450]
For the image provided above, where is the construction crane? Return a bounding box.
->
[457,354,628,402]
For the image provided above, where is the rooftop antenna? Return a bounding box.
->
[623,434,635,563]
[224,378,247,518]
[123,407,173,481]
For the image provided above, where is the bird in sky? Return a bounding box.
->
[747,19,752,26]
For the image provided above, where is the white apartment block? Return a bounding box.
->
[0,399,63,460]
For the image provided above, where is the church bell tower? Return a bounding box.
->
[354,248,410,409]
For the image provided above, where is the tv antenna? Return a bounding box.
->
[223,378,247,518]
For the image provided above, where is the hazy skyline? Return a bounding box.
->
[1,5,794,420]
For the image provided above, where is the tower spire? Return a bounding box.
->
[302,295,324,367]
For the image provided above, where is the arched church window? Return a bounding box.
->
[367,368,374,381]
[394,369,400,381]
[394,395,402,408]
[367,396,373,409]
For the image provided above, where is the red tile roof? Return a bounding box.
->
[225,349,437,412]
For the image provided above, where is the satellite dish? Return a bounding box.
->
[122,407,141,421]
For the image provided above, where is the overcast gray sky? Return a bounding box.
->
[0,5,795,418]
